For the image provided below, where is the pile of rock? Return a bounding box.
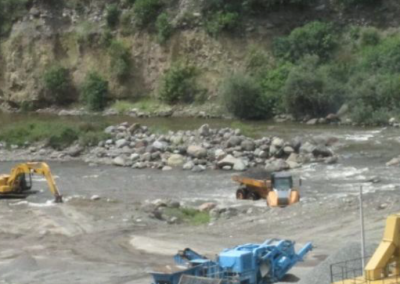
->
[84,123,337,171]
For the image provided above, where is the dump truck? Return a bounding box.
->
[150,238,313,284]
[0,162,63,203]
[232,171,300,207]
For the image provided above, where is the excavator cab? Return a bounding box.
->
[17,173,32,192]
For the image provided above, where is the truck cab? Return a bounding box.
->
[268,172,299,207]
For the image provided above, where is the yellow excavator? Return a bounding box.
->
[0,162,62,203]
[332,213,400,284]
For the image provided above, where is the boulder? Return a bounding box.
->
[290,136,302,151]
[215,149,226,160]
[170,135,184,145]
[115,139,128,148]
[198,202,217,212]
[386,157,400,166]
[198,124,210,136]
[66,145,84,157]
[312,145,333,157]
[217,154,237,168]
[300,142,316,154]
[187,145,207,158]
[128,123,141,134]
[130,153,140,161]
[152,140,167,151]
[271,137,284,148]
[324,155,338,164]
[104,126,116,134]
[265,159,289,172]
[286,153,299,163]
[241,140,256,151]
[227,136,242,147]
[233,159,247,171]
[113,156,126,166]
[337,104,349,117]
[162,166,173,171]
[183,161,195,170]
[192,165,206,172]
[283,146,294,155]
[306,118,318,125]
[167,154,184,167]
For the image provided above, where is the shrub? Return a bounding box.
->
[273,21,336,62]
[261,62,293,115]
[159,62,199,104]
[361,36,400,73]
[163,207,210,225]
[106,4,120,28]
[360,27,380,46]
[108,40,131,80]
[220,72,267,120]
[283,56,340,118]
[43,65,72,104]
[205,11,239,36]
[333,0,378,8]
[80,72,108,111]
[133,0,163,27]
[245,45,272,76]
[156,12,173,44]
[120,9,135,35]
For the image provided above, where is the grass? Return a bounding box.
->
[230,121,259,138]
[0,120,110,149]
[163,207,210,225]
[110,98,167,114]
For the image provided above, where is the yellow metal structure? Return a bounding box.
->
[0,162,63,203]
[333,214,400,284]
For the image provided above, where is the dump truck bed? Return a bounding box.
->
[232,176,269,188]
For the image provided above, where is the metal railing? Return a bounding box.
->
[330,257,400,284]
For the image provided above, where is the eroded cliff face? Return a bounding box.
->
[0,0,397,107]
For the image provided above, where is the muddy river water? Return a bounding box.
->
[0,114,400,284]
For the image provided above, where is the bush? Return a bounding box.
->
[80,72,108,111]
[220,73,267,119]
[283,56,340,118]
[133,0,163,27]
[273,21,336,62]
[120,9,135,35]
[360,27,380,46]
[106,4,120,28]
[156,12,173,44]
[108,40,131,80]
[261,62,293,115]
[361,36,400,73]
[205,11,239,36]
[159,62,199,104]
[43,65,71,104]
[163,207,210,225]
[245,46,272,76]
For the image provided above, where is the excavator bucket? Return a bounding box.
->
[179,275,222,284]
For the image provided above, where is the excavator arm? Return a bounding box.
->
[7,162,63,203]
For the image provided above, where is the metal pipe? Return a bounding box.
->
[359,186,366,278]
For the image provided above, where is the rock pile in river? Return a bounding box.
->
[84,123,337,171]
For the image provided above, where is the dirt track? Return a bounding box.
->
[1,126,400,284]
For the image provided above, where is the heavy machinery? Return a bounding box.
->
[0,162,63,203]
[150,239,313,284]
[232,171,300,207]
[331,213,400,284]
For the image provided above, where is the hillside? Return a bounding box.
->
[1,0,400,123]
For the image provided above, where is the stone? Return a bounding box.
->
[198,202,217,212]
[113,156,126,166]
[183,161,195,170]
[218,154,237,168]
[187,145,207,158]
[128,123,141,134]
[286,153,299,163]
[287,161,301,169]
[324,155,338,164]
[116,139,128,148]
[170,135,184,145]
[312,145,333,157]
[141,153,151,162]
[38,149,47,155]
[233,159,247,171]
[152,140,167,151]
[227,136,242,147]
[386,157,400,166]
[283,146,294,155]
[241,140,255,151]
[265,159,289,172]
[167,154,184,167]
[300,142,316,154]
[215,149,226,160]
[337,104,349,117]
[28,147,37,153]
[198,124,210,136]
[222,165,232,171]
[290,136,302,151]
[104,126,116,134]
[306,118,318,125]
[389,117,397,125]
[67,145,84,157]
[192,165,206,172]
[168,217,179,224]
[90,195,101,201]
[130,153,140,161]
[162,166,173,171]
[271,137,284,148]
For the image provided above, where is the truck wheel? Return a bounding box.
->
[236,189,247,200]
[248,192,260,201]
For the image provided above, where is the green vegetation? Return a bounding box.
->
[0,0,28,36]
[163,207,210,225]
[133,0,163,27]
[108,40,131,80]
[80,72,109,111]
[106,4,120,28]
[220,73,267,120]
[205,11,239,36]
[0,120,109,149]
[159,62,200,104]
[111,100,136,114]
[156,12,173,43]
[43,65,72,104]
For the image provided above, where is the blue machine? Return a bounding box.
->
[150,239,313,284]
